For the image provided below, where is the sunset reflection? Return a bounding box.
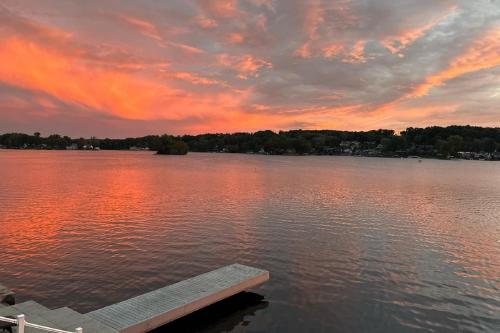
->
[1,151,499,331]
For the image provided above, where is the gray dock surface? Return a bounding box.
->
[0,264,268,333]
[0,300,119,333]
[87,263,269,333]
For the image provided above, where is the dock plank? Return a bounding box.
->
[0,302,58,333]
[87,263,269,333]
[42,307,119,333]
[0,301,119,333]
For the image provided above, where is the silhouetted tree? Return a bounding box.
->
[156,135,188,155]
[447,135,464,155]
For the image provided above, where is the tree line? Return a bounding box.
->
[1,125,500,158]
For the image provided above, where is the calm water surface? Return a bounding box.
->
[0,150,499,332]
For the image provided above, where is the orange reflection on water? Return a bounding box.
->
[1,151,499,327]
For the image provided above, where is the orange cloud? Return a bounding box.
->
[167,42,205,55]
[118,14,204,54]
[0,37,244,122]
[293,1,359,60]
[342,40,367,64]
[381,8,455,55]
[304,3,324,41]
[183,103,369,134]
[0,37,166,119]
[296,40,366,63]
[293,3,324,58]
[322,43,345,58]
[217,54,272,79]
[410,27,500,98]
[160,71,227,86]
[371,26,500,117]
[0,5,73,42]
[118,14,163,42]
[225,32,245,44]
[293,2,453,63]
[198,0,238,18]
[195,16,218,29]
[381,22,435,55]
[294,41,313,58]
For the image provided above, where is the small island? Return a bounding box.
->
[156,135,189,155]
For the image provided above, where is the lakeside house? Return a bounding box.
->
[82,145,100,150]
[129,146,150,151]
[457,151,495,160]
[340,141,361,154]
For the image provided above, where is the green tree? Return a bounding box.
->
[32,132,42,146]
[437,139,451,158]
[156,135,188,155]
[481,138,496,153]
[46,134,66,149]
[447,135,463,155]
[291,137,312,154]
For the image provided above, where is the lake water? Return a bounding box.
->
[0,150,499,332]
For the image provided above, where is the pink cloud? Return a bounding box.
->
[294,41,313,59]
[342,40,367,64]
[322,43,345,58]
[217,53,272,79]
[118,14,163,42]
[225,32,245,44]
[198,0,238,18]
[161,70,227,86]
[409,27,500,98]
[380,7,456,55]
[195,16,218,29]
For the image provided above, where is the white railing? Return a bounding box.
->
[0,314,82,333]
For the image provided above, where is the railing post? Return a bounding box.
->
[17,314,25,333]
[76,327,83,333]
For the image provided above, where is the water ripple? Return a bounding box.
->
[0,151,499,332]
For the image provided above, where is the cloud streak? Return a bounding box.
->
[410,27,500,98]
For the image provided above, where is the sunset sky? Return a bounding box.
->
[0,0,499,137]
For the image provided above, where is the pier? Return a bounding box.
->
[0,264,269,333]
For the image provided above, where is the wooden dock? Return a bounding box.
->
[0,300,117,333]
[0,264,269,333]
[87,263,269,333]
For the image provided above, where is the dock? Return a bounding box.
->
[0,263,269,333]
[87,264,269,332]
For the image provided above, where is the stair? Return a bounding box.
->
[0,301,119,333]
[42,307,118,333]
[0,301,56,333]
[11,301,52,317]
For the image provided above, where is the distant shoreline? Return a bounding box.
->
[1,147,498,162]
[2,125,499,161]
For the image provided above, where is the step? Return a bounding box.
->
[41,307,119,333]
[0,302,59,333]
[11,300,52,316]
[0,301,117,333]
